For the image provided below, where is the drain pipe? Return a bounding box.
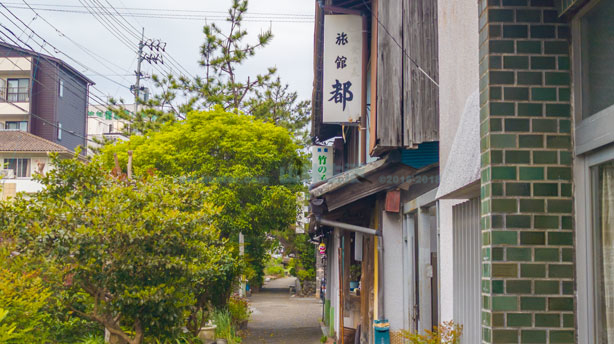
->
[317,217,379,236]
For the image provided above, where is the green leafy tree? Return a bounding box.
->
[98,108,306,286]
[0,156,240,344]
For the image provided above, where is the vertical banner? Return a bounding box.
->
[323,15,364,123]
[312,145,334,183]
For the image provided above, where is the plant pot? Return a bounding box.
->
[198,325,217,342]
[349,281,359,289]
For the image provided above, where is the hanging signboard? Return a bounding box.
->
[323,14,363,123]
[311,145,334,183]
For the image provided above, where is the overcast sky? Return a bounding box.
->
[3,0,315,107]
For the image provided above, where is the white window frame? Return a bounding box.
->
[576,144,614,344]
[57,122,62,141]
[59,79,64,98]
[572,0,614,155]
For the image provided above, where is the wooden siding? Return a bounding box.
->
[376,0,403,149]
[403,0,439,148]
[373,0,439,155]
[31,59,58,142]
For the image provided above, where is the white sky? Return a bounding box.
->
[4,0,315,107]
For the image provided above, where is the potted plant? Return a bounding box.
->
[349,264,361,290]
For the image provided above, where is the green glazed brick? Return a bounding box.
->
[550,330,575,343]
[503,25,529,38]
[561,215,572,229]
[493,329,519,343]
[531,25,556,39]
[491,71,515,84]
[491,40,516,53]
[519,167,545,180]
[547,135,571,149]
[544,41,569,54]
[493,214,505,228]
[535,313,560,327]
[492,134,517,148]
[493,296,519,311]
[507,247,532,261]
[516,9,541,22]
[517,41,542,54]
[563,313,574,327]
[489,9,515,22]
[482,167,492,183]
[549,264,574,278]
[548,199,573,213]
[493,166,517,179]
[490,25,503,38]
[491,118,503,132]
[558,56,570,70]
[493,247,505,260]
[558,26,570,39]
[482,135,490,151]
[535,215,559,229]
[559,151,572,164]
[535,280,559,294]
[507,280,532,293]
[531,56,557,70]
[548,297,574,311]
[483,310,492,326]
[506,183,531,196]
[533,183,558,196]
[535,248,559,261]
[545,72,570,86]
[559,119,571,133]
[519,135,544,148]
[531,87,557,101]
[507,214,531,228]
[508,313,532,327]
[518,103,543,116]
[493,263,519,278]
[505,119,530,132]
[521,231,545,245]
[492,230,518,244]
[533,150,558,164]
[520,198,545,212]
[484,262,492,277]
[532,119,557,133]
[491,55,503,69]
[548,167,572,180]
[483,328,492,344]
[504,56,530,69]
[493,279,505,293]
[491,102,516,116]
[563,282,574,294]
[521,296,546,310]
[543,10,564,23]
[521,263,546,277]
[502,0,528,5]
[493,182,504,196]
[492,199,518,212]
[559,88,571,102]
[491,86,503,100]
[521,330,547,343]
[546,104,571,117]
[504,87,530,100]
[517,72,543,85]
[506,150,531,164]
[483,279,492,293]
[548,231,573,245]
[562,248,573,262]
[484,294,491,309]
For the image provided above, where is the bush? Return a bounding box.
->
[400,321,463,344]
[296,268,315,282]
[228,295,251,325]
[212,309,242,344]
[265,265,285,277]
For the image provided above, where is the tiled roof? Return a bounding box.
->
[0,130,73,155]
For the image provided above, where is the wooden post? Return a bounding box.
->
[127,151,133,180]
[339,246,344,344]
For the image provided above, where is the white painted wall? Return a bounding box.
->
[382,211,405,331]
[0,154,54,195]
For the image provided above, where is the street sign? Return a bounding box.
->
[311,146,334,183]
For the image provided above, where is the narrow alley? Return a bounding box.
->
[244,277,323,344]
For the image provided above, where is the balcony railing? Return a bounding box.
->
[0,86,30,102]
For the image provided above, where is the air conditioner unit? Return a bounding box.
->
[0,169,15,179]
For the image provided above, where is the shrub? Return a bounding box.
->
[297,268,315,282]
[265,265,285,277]
[228,295,251,325]
[212,309,242,344]
[400,321,463,344]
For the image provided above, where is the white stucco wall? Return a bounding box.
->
[382,211,405,331]
[437,0,480,325]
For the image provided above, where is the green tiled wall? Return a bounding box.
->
[478,0,575,342]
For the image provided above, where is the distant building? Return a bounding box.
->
[87,104,131,155]
[0,130,74,200]
[0,42,93,154]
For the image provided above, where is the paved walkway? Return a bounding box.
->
[243,277,323,344]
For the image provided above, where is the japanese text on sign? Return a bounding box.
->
[311,146,334,183]
[323,15,363,123]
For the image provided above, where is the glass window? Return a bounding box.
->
[592,160,614,343]
[7,78,29,102]
[59,79,64,98]
[4,158,30,178]
[5,121,27,131]
[581,0,614,119]
[58,122,62,141]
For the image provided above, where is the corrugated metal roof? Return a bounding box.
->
[401,141,439,169]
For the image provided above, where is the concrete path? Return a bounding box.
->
[243,276,323,344]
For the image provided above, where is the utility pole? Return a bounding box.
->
[134,27,145,118]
